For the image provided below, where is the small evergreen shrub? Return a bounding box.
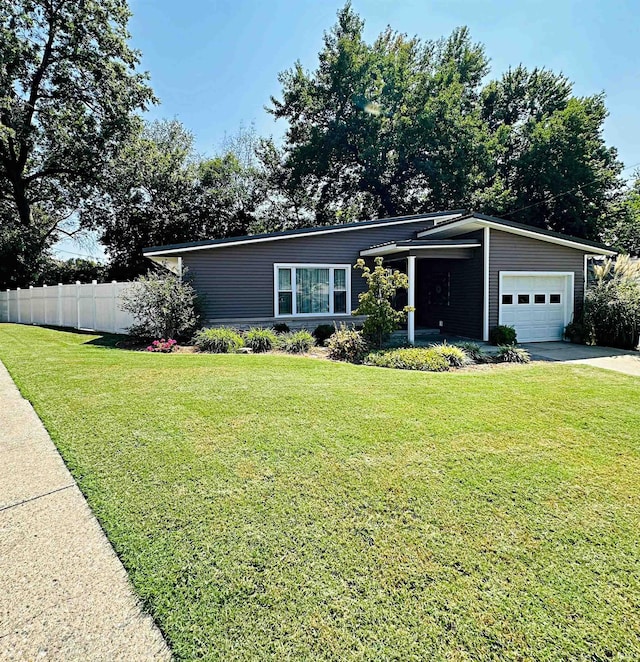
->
[429,342,470,367]
[278,330,314,354]
[273,322,290,334]
[244,327,277,353]
[312,324,335,346]
[454,342,487,363]
[496,345,531,363]
[326,325,369,363]
[489,325,517,345]
[364,347,450,372]
[194,327,244,353]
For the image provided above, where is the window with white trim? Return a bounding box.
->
[275,264,350,317]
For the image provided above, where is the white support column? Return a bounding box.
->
[5,289,9,323]
[16,287,21,324]
[29,285,34,324]
[407,255,416,345]
[482,227,490,342]
[43,284,48,325]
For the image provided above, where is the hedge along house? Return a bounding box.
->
[143,210,615,344]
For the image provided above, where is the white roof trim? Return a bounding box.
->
[144,213,464,256]
[360,242,481,257]
[417,217,616,256]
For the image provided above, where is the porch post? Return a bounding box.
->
[407,255,416,345]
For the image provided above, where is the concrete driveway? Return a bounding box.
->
[521,342,640,376]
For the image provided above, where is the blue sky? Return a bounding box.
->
[57,0,640,259]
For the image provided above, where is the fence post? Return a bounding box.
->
[58,284,63,327]
[16,288,21,324]
[5,289,9,323]
[76,281,81,329]
[91,280,97,331]
[29,285,34,325]
[111,281,118,333]
[42,284,47,325]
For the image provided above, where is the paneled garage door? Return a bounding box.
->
[499,272,574,342]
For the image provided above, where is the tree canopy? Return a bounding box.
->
[267,3,623,239]
[0,0,154,286]
[0,1,635,287]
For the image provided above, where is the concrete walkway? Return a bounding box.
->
[0,362,171,661]
[521,342,640,377]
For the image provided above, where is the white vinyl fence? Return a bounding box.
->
[0,281,136,334]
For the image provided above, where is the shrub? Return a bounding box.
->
[244,327,277,353]
[121,270,199,340]
[564,318,586,344]
[353,256,412,348]
[278,330,314,354]
[583,256,640,349]
[489,325,517,345]
[454,341,487,363]
[326,325,369,363]
[146,338,177,353]
[194,327,244,353]
[429,342,470,368]
[312,324,335,346]
[364,347,450,372]
[496,345,531,363]
[273,322,290,334]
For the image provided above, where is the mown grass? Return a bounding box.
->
[1,324,639,661]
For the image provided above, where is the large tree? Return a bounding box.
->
[602,173,640,255]
[478,66,621,238]
[85,120,264,279]
[0,0,154,286]
[268,3,623,240]
[269,5,490,223]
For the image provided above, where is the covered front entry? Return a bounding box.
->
[361,237,485,343]
[499,272,574,342]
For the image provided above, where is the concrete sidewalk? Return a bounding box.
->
[0,362,170,661]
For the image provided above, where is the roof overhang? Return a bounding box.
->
[360,239,481,257]
[143,211,465,257]
[417,214,616,256]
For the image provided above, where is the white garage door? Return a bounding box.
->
[499,273,573,342]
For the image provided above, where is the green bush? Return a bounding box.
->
[429,342,470,367]
[326,325,369,363]
[244,327,277,353]
[564,319,586,344]
[273,322,290,334]
[353,256,412,348]
[278,330,315,354]
[454,341,487,363]
[584,257,640,349]
[489,325,517,345]
[364,347,450,372]
[312,324,335,346]
[496,345,531,363]
[194,327,244,353]
[121,270,199,340]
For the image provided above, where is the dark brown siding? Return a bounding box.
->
[416,230,484,339]
[488,229,586,329]
[180,219,433,321]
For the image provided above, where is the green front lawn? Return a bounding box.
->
[1,324,639,660]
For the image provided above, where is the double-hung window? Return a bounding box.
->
[275,264,350,317]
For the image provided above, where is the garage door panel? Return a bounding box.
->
[500,273,572,342]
